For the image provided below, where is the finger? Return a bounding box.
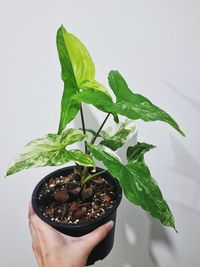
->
[28,202,35,219]
[28,202,65,249]
[29,202,58,237]
[81,221,114,253]
[29,221,44,267]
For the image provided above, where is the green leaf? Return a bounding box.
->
[88,144,123,178]
[80,79,110,96]
[58,84,81,135]
[124,161,175,228]
[80,80,119,122]
[80,128,99,137]
[60,129,86,146]
[73,88,114,112]
[6,129,94,176]
[88,144,175,228]
[80,120,135,151]
[58,26,95,86]
[7,149,94,176]
[100,120,136,151]
[72,87,119,122]
[57,26,80,134]
[108,70,185,136]
[72,71,184,136]
[127,142,156,162]
[63,150,94,167]
[56,26,111,133]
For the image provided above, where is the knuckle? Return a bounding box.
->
[28,212,33,221]
[32,243,39,253]
[100,225,108,235]
[28,212,36,223]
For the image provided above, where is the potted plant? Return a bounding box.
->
[6,25,184,265]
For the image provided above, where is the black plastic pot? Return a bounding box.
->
[32,166,122,265]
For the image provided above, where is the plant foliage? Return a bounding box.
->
[7,25,185,230]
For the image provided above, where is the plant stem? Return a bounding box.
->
[82,170,107,186]
[81,113,111,184]
[80,103,88,154]
[90,113,111,144]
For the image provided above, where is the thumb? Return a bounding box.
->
[82,220,114,253]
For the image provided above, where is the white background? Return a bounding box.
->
[0,1,200,266]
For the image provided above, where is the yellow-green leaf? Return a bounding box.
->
[56,26,111,133]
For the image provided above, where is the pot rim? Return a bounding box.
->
[32,165,122,229]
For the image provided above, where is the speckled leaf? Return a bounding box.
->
[6,130,94,176]
[60,129,86,146]
[80,121,135,150]
[108,70,185,136]
[100,120,136,151]
[73,74,184,136]
[88,144,176,228]
[7,149,94,176]
[127,142,156,162]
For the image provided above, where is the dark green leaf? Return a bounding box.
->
[108,70,185,136]
[73,88,114,112]
[80,81,119,122]
[73,71,184,136]
[88,144,123,178]
[64,150,95,166]
[88,144,175,228]
[72,88,119,122]
[127,142,156,162]
[124,161,175,228]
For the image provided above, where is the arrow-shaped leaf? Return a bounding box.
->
[6,129,94,176]
[88,143,176,228]
[108,70,185,136]
[73,70,184,136]
[56,26,112,133]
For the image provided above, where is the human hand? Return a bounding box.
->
[28,203,114,267]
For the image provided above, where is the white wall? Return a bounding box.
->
[0,1,200,266]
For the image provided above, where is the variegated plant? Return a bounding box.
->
[7,25,184,230]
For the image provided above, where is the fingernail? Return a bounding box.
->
[105,220,114,231]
